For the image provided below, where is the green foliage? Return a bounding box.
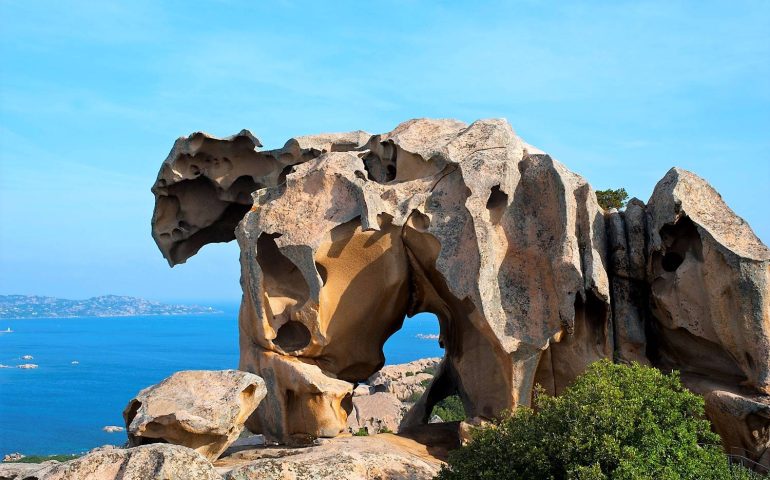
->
[420,378,432,388]
[432,395,466,422]
[352,427,369,436]
[14,454,80,463]
[406,371,415,377]
[407,390,424,403]
[378,425,393,434]
[596,188,629,210]
[421,365,437,376]
[436,360,746,480]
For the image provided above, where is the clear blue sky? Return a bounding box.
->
[1,1,768,303]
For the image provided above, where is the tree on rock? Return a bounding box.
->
[596,188,629,210]
[436,360,757,480]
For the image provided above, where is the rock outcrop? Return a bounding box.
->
[346,392,406,434]
[11,445,221,480]
[368,358,440,402]
[124,370,266,461]
[217,435,443,480]
[151,118,770,464]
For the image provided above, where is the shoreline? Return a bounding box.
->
[0,311,224,320]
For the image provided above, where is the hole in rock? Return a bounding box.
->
[278,164,295,185]
[429,394,466,423]
[661,251,684,272]
[274,320,311,353]
[386,164,397,181]
[256,233,310,314]
[382,312,444,365]
[486,185,508,224]
[229,175,259,204]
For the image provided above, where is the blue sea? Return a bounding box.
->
[0,305,442,456]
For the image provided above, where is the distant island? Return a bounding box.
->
[0,295,220,319]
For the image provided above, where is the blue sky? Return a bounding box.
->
[1,1,768,303]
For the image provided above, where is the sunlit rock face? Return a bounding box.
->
[151,118,770,464]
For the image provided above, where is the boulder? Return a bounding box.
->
[353,384,372,396]
[0,461,58,480]
[15,445,221,480]
[218,435,442,480]
[347,392,406,433]
[368,358,440,402]
[124,370,265,461]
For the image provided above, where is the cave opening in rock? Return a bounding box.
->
[382,312,444,366]
[274,320,312,353]
[661,251,684,272]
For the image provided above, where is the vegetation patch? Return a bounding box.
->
[595,187,629,210]
[436,360,762,480]
[14,454,80,463]
[431,395,465,422]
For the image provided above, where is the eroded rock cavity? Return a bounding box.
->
[151,118,770,465]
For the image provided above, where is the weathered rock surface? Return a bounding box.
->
[346,392,406,433]
[0,461,58,480]
[12,445,221,480]
[217,435,443,480]
[151,118,770,464]
[368,358,440,402]
[124,370,266,461]
[640,168,770,464]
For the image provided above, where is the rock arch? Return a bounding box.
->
[151,118,770,465]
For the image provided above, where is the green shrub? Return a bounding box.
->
[432,395,465,422]
[352,427,369,436]
[596,188,629,210]
[406,371,415,377]
[421,365,437,376]
[436,360,749,480]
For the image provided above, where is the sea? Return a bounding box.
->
[0,304,443,456]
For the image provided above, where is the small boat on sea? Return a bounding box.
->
[0,327,12,334]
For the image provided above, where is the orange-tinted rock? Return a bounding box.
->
[124,370,265,461]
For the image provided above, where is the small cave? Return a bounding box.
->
[362,148,397,183]
[274,321,312,353]
[256,233,311,327]
[486,184,508,224]
[228,175,260,205]
[655,216,701,275]
[661,251,684,272]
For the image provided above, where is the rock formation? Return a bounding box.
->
[124,370,266,461]
[346,392,406,434]
[12,445,221,480]
[151,118,770,465]
[219,435,443,480]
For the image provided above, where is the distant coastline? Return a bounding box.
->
[0,295,221,319]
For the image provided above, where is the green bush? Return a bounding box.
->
[352,427,369,436]
[436,360,753,480]
[421,365,437,376]
[596,188,629,210]
[432,395,465,422]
